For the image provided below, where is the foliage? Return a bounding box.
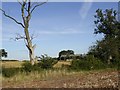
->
[2,67,20,77]
[38,54,58,69]
[22,61,41,73]
[2,54,58,77]
[70,55,106,71]
[85,55,107,69]
[88,38,119,64]
[94,9,119,36]
[91,8,120,64]
[58,50,74,60]
[0,49,7,58]
[118,60,120,70]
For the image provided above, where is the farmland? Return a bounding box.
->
[1,2,120,89]
[1,60,119,88]
[2,61,24,68]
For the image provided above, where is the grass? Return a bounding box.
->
[2,67,117,82]
[2,68,86,87]
[2,61,24,68]
[1,60,119,88]
[2,68,118,88]
[1,60,71,68]
[53,61,71,68]
[1,60,73,81]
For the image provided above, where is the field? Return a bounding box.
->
[1,61,24,68]
[1,60,120,88]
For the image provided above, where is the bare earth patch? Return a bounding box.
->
[2,69,119,88]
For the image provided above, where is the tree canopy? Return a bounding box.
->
[88,8,120,64]
[0,49,7,59]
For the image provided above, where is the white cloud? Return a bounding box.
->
[79,0,93,19]
[37,28,88,35]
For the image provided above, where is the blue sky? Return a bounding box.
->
[2,2,118,60]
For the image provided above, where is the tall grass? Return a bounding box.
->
[2,68,117,85]
[2,68,82,83]
[2,61,23,68]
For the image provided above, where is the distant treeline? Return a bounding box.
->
[1,60,19,62]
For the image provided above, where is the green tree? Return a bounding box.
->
[58,50,74,60]
[0,49,7,59]
[88,38,118,64]
[93,8,120,64]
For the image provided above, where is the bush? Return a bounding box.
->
[85,55,106,70]
[22,62,41,73]
[2,67,20,77]
[2,55,58,77]
[22,54,58,72]
[70,55,106,71]
[101,58,120,69]
[38,54,58,69]
[70,60,90,71]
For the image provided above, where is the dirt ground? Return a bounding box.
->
[2,69,119,88]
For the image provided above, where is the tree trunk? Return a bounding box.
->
[29,48,35,65]
[24,27,35,65]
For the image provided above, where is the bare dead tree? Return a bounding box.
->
[0,0,47,65]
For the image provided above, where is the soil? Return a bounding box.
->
[2,69,120,89]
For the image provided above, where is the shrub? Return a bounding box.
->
[102,58,120,69]
[38,54,58,69]
[22,62,41,73]
[70,60,91,71]
[85,55,106,70]
[22,62,33,72]
[2,67,20,77]
[22,54,58,72]
[70,55,106,71]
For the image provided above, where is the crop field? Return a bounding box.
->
[1,60,71,68]
[1,60,119,88]
[53,61,71,68]
[1,1,120,89]
[1,61,24,68]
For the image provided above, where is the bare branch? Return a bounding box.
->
[15,33,26,41]
[28,0,31,13]
[30,1,47,14]
[0,9,25,28]
[11,33,28,46]
[30,32,37,41]
[21,1,27,25]
[26,0,31,21]
[10,33,27,45]
[17,0,22,6]
[18,0,28,12]
[30,2,38,8]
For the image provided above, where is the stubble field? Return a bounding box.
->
[1,61,120,88]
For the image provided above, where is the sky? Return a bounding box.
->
[1,2,118,60]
